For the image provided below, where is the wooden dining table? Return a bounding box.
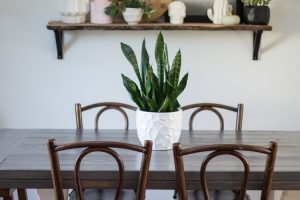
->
[0,129,300,192]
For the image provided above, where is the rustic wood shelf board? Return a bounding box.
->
[47,21,272,31]
[47,21,272,60]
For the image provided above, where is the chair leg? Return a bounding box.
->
[17,189,27,200]
[0,189,14,200]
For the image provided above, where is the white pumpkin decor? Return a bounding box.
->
[207,0,232,24]
[221,14,240,25]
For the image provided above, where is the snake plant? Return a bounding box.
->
[121,33,188,112]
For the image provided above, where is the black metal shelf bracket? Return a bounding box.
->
[54,30,64,59]
[253,30,263,60]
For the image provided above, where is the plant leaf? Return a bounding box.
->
[121,42,142,85]
[169,50,181,89]
[155,32,166,92]
[121,74,145,110]
[158,97,170,112]
[176,73,188,97]
[141,39,149,85]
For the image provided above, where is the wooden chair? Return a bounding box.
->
[173,142,278,200]
[75,102,137,130]
[47,138,152,200]
[172,103,244,199]
[181,103,244,131]
[0,189,27,200]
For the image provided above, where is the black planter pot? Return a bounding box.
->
[243,6,270,25]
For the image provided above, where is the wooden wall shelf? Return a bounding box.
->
[47,21,272,60]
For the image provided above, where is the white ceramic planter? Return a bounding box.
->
[122,8,143,25]
[136,109,183,150]
[58,0,90,23]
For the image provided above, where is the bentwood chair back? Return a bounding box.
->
[75,102,137,130]
[173,142,278,200]
[181,103,244,131]
[47,139,152,200]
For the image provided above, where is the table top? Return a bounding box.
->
[0,129,299,190]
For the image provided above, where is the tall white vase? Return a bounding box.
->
[136,110,183,150]
[58,0,90,23]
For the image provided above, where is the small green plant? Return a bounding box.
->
[121,33,188,112]
[241,0,271,6]
[105,0,153,18]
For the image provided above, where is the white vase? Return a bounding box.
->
[91,0,112,24]
[136,109,183,150]
[58,0,90,23]
[122,8,143,25]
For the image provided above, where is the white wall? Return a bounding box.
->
[0,0,299,199]
[1,0,300,131]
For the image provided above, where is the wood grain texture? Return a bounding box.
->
[0,129,299,190]
[47,21,272,31]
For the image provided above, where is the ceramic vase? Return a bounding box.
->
[243,6,270,25]
[123,8,143,25]
[91,0,112,24]
[136,109,183,150]
[59,0,90,23]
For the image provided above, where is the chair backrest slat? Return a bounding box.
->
[48,139,152,200]
[75,102,137,131]
[181,103,244,131]
[173,142,278,200]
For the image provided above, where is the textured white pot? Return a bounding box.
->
[58,0,90,23]
[122,8,143,25]
[136,109,183,150]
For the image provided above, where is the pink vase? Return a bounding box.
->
[91,0,112,24]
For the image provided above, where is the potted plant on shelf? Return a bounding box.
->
[105,0,153,25]
[241,0,271,25]
[120,33,188,150]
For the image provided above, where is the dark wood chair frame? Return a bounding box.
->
[75,102,137,130]
[181,103,244,131]
[0,189,27,200]
[173,142,278,200]
[47,138,152,200]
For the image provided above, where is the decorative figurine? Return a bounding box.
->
[168,1,186,25]
[207,0,232,24]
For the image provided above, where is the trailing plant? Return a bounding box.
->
[121,33,188,113]
[105,0,153,18]
[241,0,271,6]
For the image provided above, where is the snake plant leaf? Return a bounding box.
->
[141,39,149,84]
[174,100,180,111]
[121,42,142,85]
[144,65,153,96]
[155,32,166,92]
[158,97,171,112]
[176,73,189,97]
[164,43,170,74]
[120,33,188,113]
[121,74,145,110]
[169,50,181,89]
[142,93,158,112]
[151,72,160,105]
